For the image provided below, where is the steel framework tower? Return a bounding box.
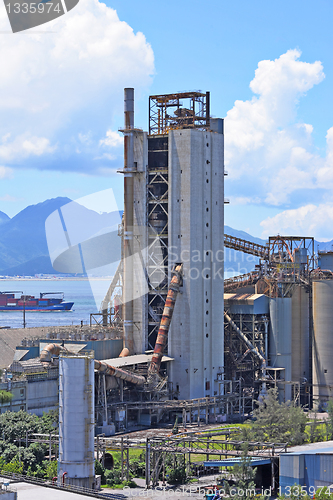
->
[121,90,224,400]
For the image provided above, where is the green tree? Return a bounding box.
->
[0,409,58,476]
[0,457,23,474]
[95,460,106,484]
[40,410,59,434]
[325,400,333,440]
[44,460,58,480]
[251,388,307,445]
[0,390,12,404]
[224,444,257,500]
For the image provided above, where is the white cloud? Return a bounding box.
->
[260,204,333,241]
[0,194,20,202]
[0,0,154,172]
[100,130,123,148]
[0,135,55,161]
[225,49,325,206]
[0,166,13,179]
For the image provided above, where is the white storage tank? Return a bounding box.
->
[58,353,95,489]
[291,286,310,384]
[312,279,333,405]
[269,286,310,403]
[269,297,292,401]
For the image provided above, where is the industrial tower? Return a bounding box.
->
[121,90,224,400]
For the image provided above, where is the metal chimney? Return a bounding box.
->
[123,88,135,353]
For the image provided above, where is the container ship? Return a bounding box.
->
[0,291,74,311]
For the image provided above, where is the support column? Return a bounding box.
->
[123,88,135,353]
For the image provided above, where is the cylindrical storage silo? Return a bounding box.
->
[312,279,333,405]
[291,285,310,384]
[269,297,292,401]
[318,251,333,272]
[58,353,95,489]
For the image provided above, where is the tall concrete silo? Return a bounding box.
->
[312,279,333,405]
[269,297,292,401]
[58,353,95,489]
[291,286,310,385]
[269,286,309,402]
[121,91,225,400]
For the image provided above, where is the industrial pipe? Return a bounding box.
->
[94,360,145,385]
[123,87,135,353]
[148,264,183,375]
[40,343,145,386]
[119,347,130,358]
[40,343,69,366]
[224,311,265,363]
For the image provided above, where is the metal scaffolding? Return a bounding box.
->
[147,135,169,351]
[149,92,210,135]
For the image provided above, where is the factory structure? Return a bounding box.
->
[1,89,333,489]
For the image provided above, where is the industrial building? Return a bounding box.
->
[223,235,333,410]
[2,89,333,491]
[109,89,225,401]
[2,90,333,429]
[279,441,333,491]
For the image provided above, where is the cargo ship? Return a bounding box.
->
[0,291,74,311]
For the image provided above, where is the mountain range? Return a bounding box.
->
[0,197,331,276]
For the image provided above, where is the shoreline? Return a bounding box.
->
[0,277,113,281]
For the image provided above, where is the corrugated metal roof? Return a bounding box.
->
[224,293,265,302]
[204,458,271,467]
[13,349,30,361]
[100,353,174,367]
[65,343,87,353]
[283,440,333,455]
[224,293,269,315]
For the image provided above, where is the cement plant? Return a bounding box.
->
[1,89,333,497]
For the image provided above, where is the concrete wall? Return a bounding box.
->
[168,128,224,400]
[132,131,148,354]
[0,376,58,417]
[26,378,58,416]
[269,297,292,401]
[313,279,333,403]
[0,380,26,413]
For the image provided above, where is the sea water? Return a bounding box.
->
[0,278,110,329]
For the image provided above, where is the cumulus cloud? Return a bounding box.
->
[0,166,13,179]
[100,130,123,148]
[0,0,154,172]
[260,204,333,241]
[225,49,325,206]
[0,194,22,202]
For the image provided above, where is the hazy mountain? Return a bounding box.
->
[0,197,121,276]
[0,198,71,275]
[224,225,265,275]
[0,211,10,225]
[0,198,329,276]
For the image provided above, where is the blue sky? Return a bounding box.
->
[0,0,333,240]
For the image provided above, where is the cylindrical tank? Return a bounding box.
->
[58,353,95,489]
[294,248,307,272]
[291,286,309,384]
[269,297,292,401]
[312,279,333,405]
[318,251,333,272]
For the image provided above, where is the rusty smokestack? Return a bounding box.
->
[123,88,135,353]
[148,264,183,376]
